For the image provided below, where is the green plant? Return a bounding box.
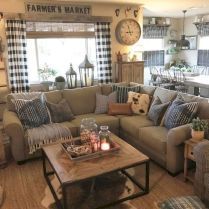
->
[191,117,208,131]
[55,76,65,82]
[38,64,57,81]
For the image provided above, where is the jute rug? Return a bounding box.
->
[41,171,138,209]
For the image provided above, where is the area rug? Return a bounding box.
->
[41,172,138,209]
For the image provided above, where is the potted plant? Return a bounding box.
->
[38,64,57,90]
[55,76,66,90]
[191,117,208,141]
[38,64,57,81]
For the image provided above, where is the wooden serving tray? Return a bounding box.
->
[61,138,120,162]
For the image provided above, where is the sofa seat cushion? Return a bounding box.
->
[71,113,119,133]
[120,115,154,139]
[139,126,168,154]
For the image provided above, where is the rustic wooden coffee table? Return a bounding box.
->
[42,133,149,209]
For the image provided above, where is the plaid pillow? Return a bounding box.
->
[164,98,198,129]
[14,98,50,129]
[158,196,207,209]
[94,91,117,114]
[112,84,140,103]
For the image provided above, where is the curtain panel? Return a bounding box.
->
[95,22,112,84]
[5,19,29,93]
[143,25,169,39]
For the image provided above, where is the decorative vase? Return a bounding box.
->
[191,129,204,141]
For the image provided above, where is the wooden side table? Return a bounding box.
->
[184,139,207,182]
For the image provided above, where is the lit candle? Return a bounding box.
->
[101,142,110,151]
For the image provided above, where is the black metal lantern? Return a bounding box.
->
[66,63,77,89]
[79,55,94,87]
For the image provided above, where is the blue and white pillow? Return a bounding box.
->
[14,98,50,129]
[112,85,141,103]
[164,98,199,129]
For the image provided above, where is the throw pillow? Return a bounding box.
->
[13,98,50,129]
[112,84,140,103]
[148,97,170,126]
[164,98,199,130]
[108,103,132,116]
[158,196,207,209]
[127,91,151,115]
[94,91,117,114]
[46,99,75,123]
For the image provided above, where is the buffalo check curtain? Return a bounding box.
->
[6,19,29,93]
[95,22,112,84]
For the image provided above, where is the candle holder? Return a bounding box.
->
[99,125,111,151]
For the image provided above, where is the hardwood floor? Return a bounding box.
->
[0,159,193,209]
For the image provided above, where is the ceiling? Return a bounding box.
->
[59,0,209,17]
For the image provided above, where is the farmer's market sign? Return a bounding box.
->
[25,2,91,16]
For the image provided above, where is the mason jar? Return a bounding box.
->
[80,118,98,144]
[99,125,111,151]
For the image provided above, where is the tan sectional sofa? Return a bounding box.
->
[3,84,209,175]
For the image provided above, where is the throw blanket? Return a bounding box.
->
[26,123,72,153]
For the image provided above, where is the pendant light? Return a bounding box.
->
[179,10,190,50]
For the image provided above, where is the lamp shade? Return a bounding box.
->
[179,35,190,49]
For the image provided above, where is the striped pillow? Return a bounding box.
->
[164,98,198,129]
[112,85,141,103]
[95,91,117,114]
[14,98,50,129]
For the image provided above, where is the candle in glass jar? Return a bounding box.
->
[101,142,110,151]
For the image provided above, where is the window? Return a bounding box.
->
[198,36,209,66]
[26,22,97,83]
[199,36,209,50]
[142,38,164,51]
[142,38,164,67]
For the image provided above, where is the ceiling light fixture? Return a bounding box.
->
[179,10,190,50]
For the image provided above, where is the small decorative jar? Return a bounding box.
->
[99,126,111,151]
[80,118,98,145]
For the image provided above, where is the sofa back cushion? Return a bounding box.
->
[63,85,102,115]
[153,87,177,103]
[139,85,156,96]
[44,90,63,104]
[101,84,112,96]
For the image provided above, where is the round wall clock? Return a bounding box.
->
[115,19,141,45]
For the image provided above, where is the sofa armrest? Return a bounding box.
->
[167,124,191,146]
[3,109,26,162]
[166,124,191,174]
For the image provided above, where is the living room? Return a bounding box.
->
[0,0,209,209]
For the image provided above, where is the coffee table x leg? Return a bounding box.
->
[43,151,149,209]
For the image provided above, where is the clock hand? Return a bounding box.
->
[127,25,133,35]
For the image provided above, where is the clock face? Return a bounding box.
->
[115,19,141,45]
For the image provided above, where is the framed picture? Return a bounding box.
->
[185,35,197,50]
